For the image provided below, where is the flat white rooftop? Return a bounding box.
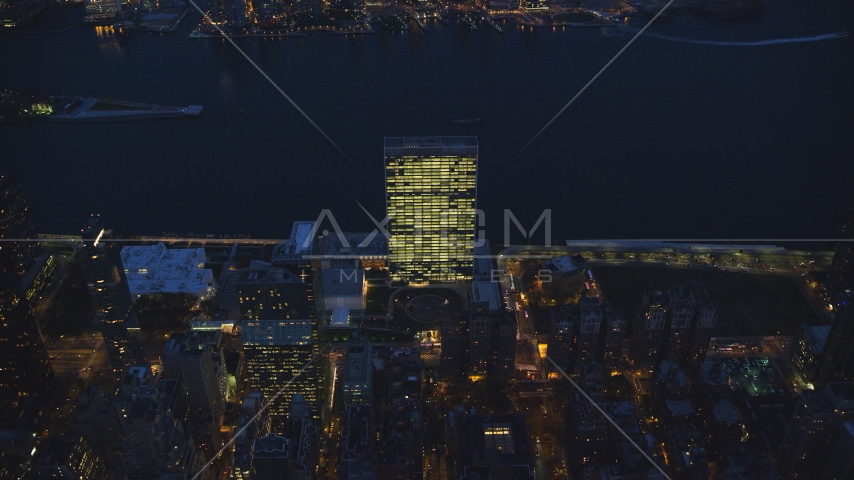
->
[121,242,215,299]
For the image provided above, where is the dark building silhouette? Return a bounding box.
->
[440,301,516,381]
[632,291,668,370]
[829,205,854,293]
[36,433,108,480]
[777,382,854,480]
[0,245,52,417]
[207,0,248,29]
[545,309,574,375]
[76,215,144,376]
[818,302,854,386]
[575,300,601,371]
[453,414,535,479]
[0,175,39,277]
[601,306,627,369]
[566,360,608,475]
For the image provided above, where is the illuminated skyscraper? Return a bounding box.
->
[384,137,478,284]
[238,267,318,423]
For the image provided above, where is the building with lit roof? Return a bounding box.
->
[120,243,215,300]
[384,136,478,284]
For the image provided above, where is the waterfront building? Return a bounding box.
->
[518,0,547,11]
[342,333,373,406]
[384,136,478,284]
[120,243,215,300]
[76,215,145,374]
[540,255,588,305]
[292,0,323,17]
[0,175,38,277]
[0,246,53,417]
[207,0,247,29]
[84,0,121,19]
[0,0,46,27]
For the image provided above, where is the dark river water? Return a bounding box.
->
[1,0,852,243]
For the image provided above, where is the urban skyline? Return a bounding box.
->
[1,0,851,476]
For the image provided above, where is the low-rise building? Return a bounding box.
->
[121,243,215,300]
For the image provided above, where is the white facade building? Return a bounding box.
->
[120,243,215,300]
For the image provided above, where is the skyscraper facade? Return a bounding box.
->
[0,245,52,412]
[818,302,854,386]
[238,267,319,422]
[76,215,143,375]
[0,175,39,278]
[384,137,478,284]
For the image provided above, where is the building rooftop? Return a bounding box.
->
[121,243,214,299]
[322,269,364,297]
[454,414,533,472]
[236,267,300,285]
[242,319,312,346]
[712,398,740,424]
[545,255,586,276]
[344,336,372,383]
[254,434,289,458]
[826,382,854,407]
[804,325,831,354]
[384,136,478,148]
[666,399,694,417]
[315,231,388,259]
[472,281,500,311]
[699,359,730,386]
[384,136,478,157]
[657,361,689,388]
[271,221,316,263]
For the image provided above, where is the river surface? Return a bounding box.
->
[1,0,852,243]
